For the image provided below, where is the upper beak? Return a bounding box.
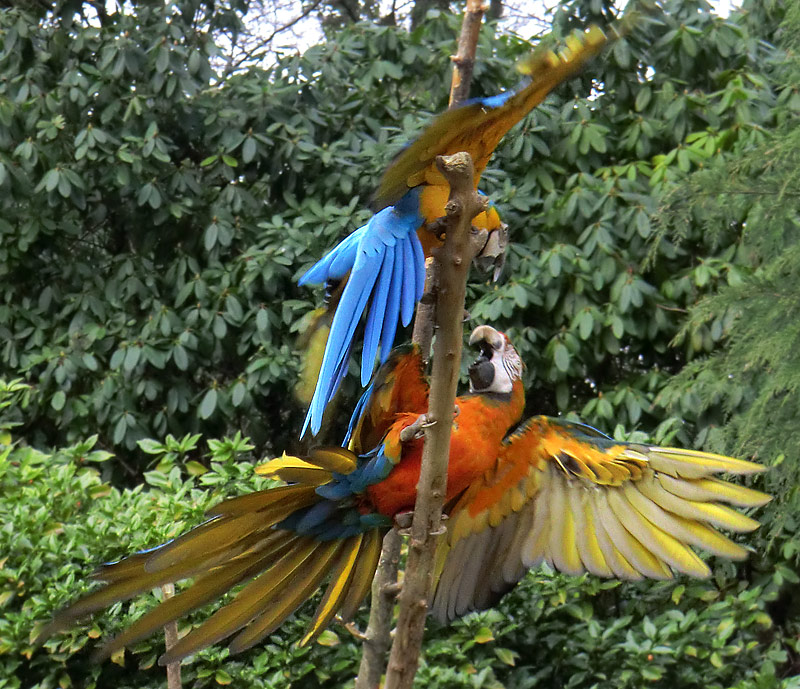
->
[469,325,505,351]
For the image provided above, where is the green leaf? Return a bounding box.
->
[256,308,269,332]
[123,346,140,372]
[173,345,189,371]
[554,343,569,372]
[199,389,217,419]
[494,648,516,666]
[185,460,208,476]
[473,627,494,644]
[215,669,232,685]
[231,381,245,407]
[51,390,66,411]
[44,169,60,192]
[242,137,256,163]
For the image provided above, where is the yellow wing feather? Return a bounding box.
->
[431,416,770,622]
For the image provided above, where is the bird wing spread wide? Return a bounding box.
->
[431,415,769,622]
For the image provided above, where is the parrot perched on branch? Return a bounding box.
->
[40,325,769,664]
[298,23,621,436]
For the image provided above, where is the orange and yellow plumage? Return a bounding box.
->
[40,326,770,662]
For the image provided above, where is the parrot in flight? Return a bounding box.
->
[40,325,769,664]
[298,23,620,436]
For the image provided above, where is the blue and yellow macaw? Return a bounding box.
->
[40,326,769,661]
[299,25,615,436]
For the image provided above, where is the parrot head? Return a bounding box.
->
[467,325,523,394]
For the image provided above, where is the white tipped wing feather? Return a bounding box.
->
[431,416,769,622]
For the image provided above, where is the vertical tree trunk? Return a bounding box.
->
[354,4,486,686]
[161,584,182,689]
[383,152,487,689]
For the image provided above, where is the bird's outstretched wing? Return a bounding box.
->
[37,447,388,663]
[432,416,770,622]
[373,25,615,210]
[299,189,426,436]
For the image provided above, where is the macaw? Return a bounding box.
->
[299,24,616,436]
[41,325,770,664]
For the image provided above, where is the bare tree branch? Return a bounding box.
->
[161,584,182,689]
[354,5,486,686]
[354,530,403,689]
[382,151,486,689]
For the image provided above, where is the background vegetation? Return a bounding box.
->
[1,0,798,686]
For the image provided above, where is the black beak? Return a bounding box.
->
[468,343,495,391]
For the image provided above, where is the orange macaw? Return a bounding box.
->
[41,325,769,663]
[299,24,618,435]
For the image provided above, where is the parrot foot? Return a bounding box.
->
[394,511,449,537]
[399,413,433,442]
[400,407,460,442]
[425,217,448,240]
[394,510,414,530]
[341,621,367,641]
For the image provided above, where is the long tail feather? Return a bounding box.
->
[301,534,364,646]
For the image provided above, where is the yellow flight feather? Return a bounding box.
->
[256,453,333,485]
[588,494,642,580]
[227,541,342,654]
[338,529,382,622]
[301,534,364,646]
[657,473,770,507]
[547,474,583,575]
[594,490,671,579]
[606,489,710,578]
[159,537,321,664]
[307,447,359,474]
[626,482,748,560]
[295,313,330,406]
[570,487,613,577]
[647,447,766,479]
[206,484,318,518]
[521,469,551,569]
[95,533,298,660]
[144,512,274,573]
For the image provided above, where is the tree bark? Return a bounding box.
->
[449,0,487,108]
[354,529,402,689]
[354,5,486,686]
[383,152,486,689]
[161,584,182,689]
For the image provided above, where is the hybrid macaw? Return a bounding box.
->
[299,24,616,436]
[41,325,769,663]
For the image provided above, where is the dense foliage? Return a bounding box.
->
[1,0,798,686]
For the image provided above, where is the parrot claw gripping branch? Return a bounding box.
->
[39,6,770,676]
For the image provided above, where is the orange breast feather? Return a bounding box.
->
[366,381,525,517]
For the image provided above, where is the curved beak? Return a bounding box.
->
[469,325,505,351]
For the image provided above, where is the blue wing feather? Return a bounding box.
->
[299,226,365,286]
[399,237,416,327]
[411,231,426,302]
[379,243,403,363]
[300,188,425,436]
[361,246,395,385]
